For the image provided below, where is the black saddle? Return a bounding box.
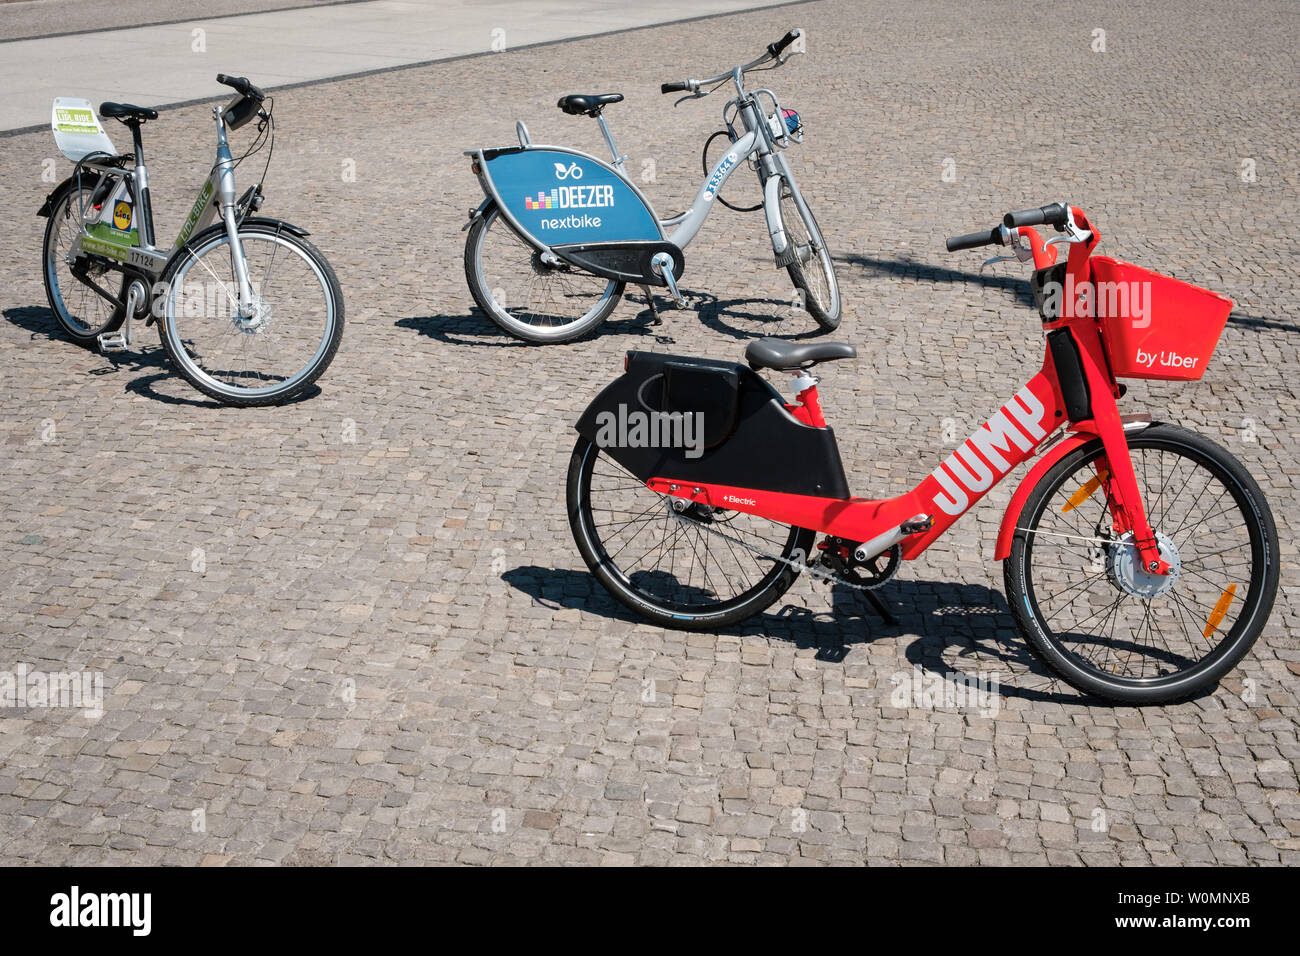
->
[100,102,158,122]
[556,93,623,117]
[745,338,857,371]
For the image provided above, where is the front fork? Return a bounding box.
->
[215,132,255,319]
[1014,221,1170,576]
[761,151,794,262]
[1080,349,1171,575]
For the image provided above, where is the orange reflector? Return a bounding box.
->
[1203,584,1237,638]
[1062,469,1108,513]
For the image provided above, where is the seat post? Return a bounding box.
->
[123,119,144,165]
[125,119,155,248]
[595,112,626,168]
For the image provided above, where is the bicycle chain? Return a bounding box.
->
[668,507,897,592]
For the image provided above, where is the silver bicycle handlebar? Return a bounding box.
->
[664,28,802,99]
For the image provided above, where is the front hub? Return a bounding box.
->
[1108,530,1181,599]
[235,295,272,333]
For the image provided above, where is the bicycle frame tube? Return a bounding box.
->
[173,173,220,249]
[66,135,224,278]
[665,128,760,248]
[647,368,1066,559]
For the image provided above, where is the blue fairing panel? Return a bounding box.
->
[481,147,662,247]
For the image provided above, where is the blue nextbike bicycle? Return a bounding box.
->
[463,29,841,343]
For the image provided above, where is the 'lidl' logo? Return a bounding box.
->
[112,200,132,231]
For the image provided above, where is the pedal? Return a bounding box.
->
[650,252,686,309]
[97,331,128,353]
[900,514,934,535]
[98,280,145,353]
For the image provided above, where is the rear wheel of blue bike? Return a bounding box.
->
[465,203,623,344]
[567,436,814,630]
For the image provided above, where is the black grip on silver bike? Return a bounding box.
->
[216,74,265,100]
[661,81,691,94]
[945,228,1004,252]
[767,29,800,58]
[1003,202,1069,230]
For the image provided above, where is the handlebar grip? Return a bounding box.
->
[660,81,690,94]
[945,228,1004,252]
[216,73,265,100]
[767,29,800,58]
[1003,202,1069,230]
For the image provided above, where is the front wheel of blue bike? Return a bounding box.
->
[778,180,841,332]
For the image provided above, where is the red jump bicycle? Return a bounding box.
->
[567,203,1278,704]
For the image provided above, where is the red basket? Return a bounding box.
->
[1090,256,1233,381]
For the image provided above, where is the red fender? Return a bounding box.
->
[993,432,1098,562]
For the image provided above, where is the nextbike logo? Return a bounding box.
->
[703,152,737,201]
[523,184,616,211]
[593,403,704,459]
[928,384,1048,517]
[553,161,583,180]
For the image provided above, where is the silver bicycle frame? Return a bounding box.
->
[69,97,255,316]
[651,65,801,257]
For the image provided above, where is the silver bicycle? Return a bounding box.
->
[39,75,343,406]
[464,28,841,343]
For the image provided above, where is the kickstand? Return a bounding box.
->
[641,285,662,326]
[863,590,898,625]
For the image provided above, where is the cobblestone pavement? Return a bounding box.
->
[0,0,1297,865]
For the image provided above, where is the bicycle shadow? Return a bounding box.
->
[837,255,1297,334]
[396,309,532,348]
[3,305,319,408]
[835,254,1038,308]
[691,292,826,342]
[395,290,824,349]
[396,305,672,348]
[501,564,1109,705]
[5,304,68,341]
[1226,311,1298,334]
[120,371,321,408]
